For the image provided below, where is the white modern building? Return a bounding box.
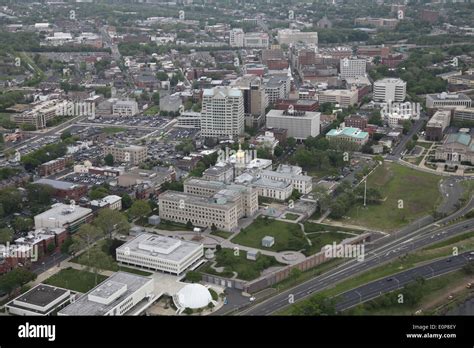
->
[200,87,244,138]
[229,29,269,48]
[229,28,244,47]
[90,195,122,211]
[177,112,201,128]
[58,272,154,316]
[340,58,367,79]
[112,99,139,117]
[34,203,92,233]
[318,89,359,108]
[266,109,320,140]
[173,283,214,311]
[243,32,269,48]
[6,284,72,316]
[373,78,407,103]
[116,233,203,275]
[380,101,420,127]
[277,29,318,46]
[426,92,472,109]
[260,165,312,194]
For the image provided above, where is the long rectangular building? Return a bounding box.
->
[266,109,320,140]
[58,272,154,316]
[116,233,203,275]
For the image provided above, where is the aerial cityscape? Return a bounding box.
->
[0,0,473,340]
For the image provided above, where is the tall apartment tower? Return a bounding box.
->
[373,78,407,103]
[340,58,367,79]
[201,87,245,138]
[229,28,244,47]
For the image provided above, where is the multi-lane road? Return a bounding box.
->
[238,200,474,315]
[335,251,474,312]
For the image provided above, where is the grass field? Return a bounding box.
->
[342,162,442,231]
[232,217,309,252]
[282,213,300,220]
[199,249,281,281]
[44,268,108,293]
[210,230,233,239]
[144,105,159,115]
[71,240,152,276]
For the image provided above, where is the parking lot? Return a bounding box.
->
[62,172,110,187]
[83,116,172,129]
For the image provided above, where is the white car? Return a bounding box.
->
[249,297,256,302]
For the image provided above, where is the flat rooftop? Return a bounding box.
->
[35,203,92,223]
[58,272,151,316]
[159,190,236,209]
[117,233,202,263]
[34,178,82,191]
[8,284,69,313]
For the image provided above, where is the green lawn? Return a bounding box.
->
[71,240,152,276]
[232,217,309,252]
[342,162,442,231]
[44,268,107,293]
[415,142,433,150]
[210,230,233,239]
[144,105,159,115]
[282,213,299,221]
[199,249,281,281]
[156,220,191,231]
[306,232,355,255]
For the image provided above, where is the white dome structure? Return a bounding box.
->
[174,284,212,309]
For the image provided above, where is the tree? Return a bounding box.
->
[287,137,296,149]
[0,227,13,244]
[186,220,193,230]
[121,193,133,210]
[70,224,103,258]
[152,92,160,105]
[104,153,114,166]
[87,247,116,285]
[13,217,33,232]
[211,223,217,233]
[291,294,336,315]
[26,183,54,206]
[129,200,152,220]
[368,110,383,126]
[274,145,283,157]
[462,261,474,275]
[0,268,36,296]
[186,271,202,283]
[61,236,73,254]
[94,209,130,239]
[46,242,56,254]
[89,187,109,200]
[402,120,412,135]
[0,188,22,217]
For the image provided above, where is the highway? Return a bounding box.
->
[238,201,474,315]
[336,251,473,312]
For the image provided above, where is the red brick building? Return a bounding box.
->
[344,115,368,129]
[33,179,88,201]
[38,156,73,176]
